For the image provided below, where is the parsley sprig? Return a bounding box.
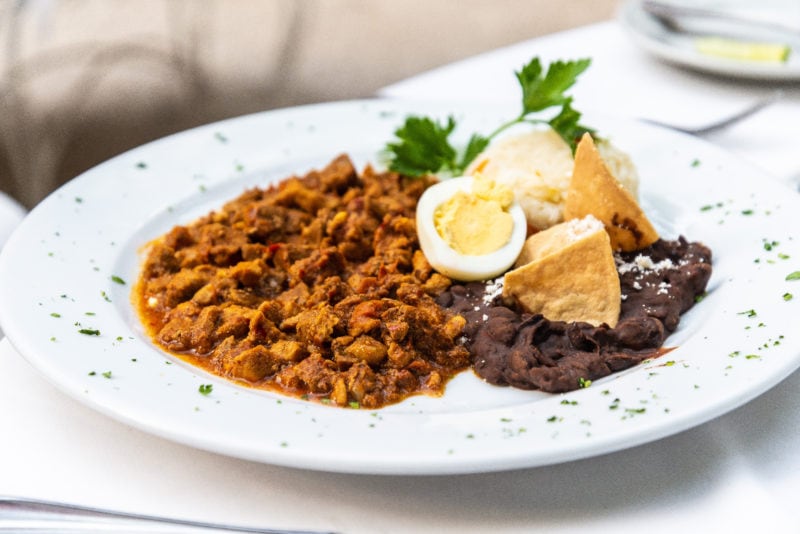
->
[385,57,594,177]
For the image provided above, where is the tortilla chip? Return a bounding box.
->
[564,133,658,252]
[503,215,620,327]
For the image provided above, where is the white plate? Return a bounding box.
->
[1,99,799,475]
[619,0,800,80]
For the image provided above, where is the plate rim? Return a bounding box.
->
[618,0,800,80]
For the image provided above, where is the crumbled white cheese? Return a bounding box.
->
[483,276,504,305]
[147,296,158,308]
[565,214,603,242]
[657,281,671,295]
[617,254,676,275]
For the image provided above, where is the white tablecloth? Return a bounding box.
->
[2,20,800,534]
[0,192,24,251]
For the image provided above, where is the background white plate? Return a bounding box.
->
[619,0,800,80]
[0,99,798,474]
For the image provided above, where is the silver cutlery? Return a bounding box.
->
[641,0,800,41]
[640,90,783,136]
[0,496,338,534]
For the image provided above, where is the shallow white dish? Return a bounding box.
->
[0,99,798,475]
[619,0,800,80]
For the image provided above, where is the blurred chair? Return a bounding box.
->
[0,0,616,209]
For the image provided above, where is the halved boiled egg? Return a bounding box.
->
[416,175,527,282]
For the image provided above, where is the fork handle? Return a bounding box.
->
[0,496,337,534]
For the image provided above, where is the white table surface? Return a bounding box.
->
[2,19,800,534]
[0,192,24,250]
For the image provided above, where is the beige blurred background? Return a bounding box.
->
[0,0,618,208]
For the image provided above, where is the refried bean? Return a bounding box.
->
[438,238,712,393]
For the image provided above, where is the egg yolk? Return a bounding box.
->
[433,176,514,256]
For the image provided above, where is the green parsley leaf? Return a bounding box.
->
[111,275,126,285]
[386,116,458,176]
[198,384,213,396]
[517,58,591,114]
[457,133,491,172]
[384,56,594,176]
[786,271,800,281]
[548,98,594,150]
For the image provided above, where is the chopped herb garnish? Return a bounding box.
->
[578,377,592,388]
[737,309,757,318]
[102,371,112,379]
[136,161,148,169]
[691,158,701,167]
[88,371,96,376]
[694,291,708,303]
[214,132,228,143]
[111,275,126,285]
[786,271,800,281]
[198,384,213,395]
[75,197,83,204]
[50,312,61,318]
[385,56,593,177]
[78,328,100,336]
[741,209,754,215]
[784,292,794,301]
[348,401,361,409]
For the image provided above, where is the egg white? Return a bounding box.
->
[415,176,527,282]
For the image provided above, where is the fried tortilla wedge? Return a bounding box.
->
[564,133,659,252]
[503,215,620,327]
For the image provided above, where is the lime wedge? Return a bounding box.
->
[695,37,791,63]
